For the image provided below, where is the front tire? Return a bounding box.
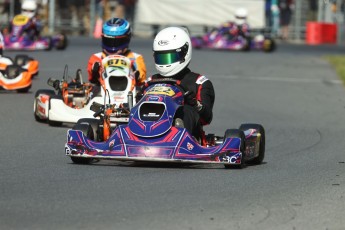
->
[223,129,246,169]
[76,118,101,141]
[239,123,265,165]
[70,123,95,164]
[34,89,55,122]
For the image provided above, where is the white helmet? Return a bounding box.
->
[234,8,248,25]
[21,0,37,19]
[153,27,192,77]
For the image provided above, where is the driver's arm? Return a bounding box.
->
[197,79,215,125]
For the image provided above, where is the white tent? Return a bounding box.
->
[135,0,265,28]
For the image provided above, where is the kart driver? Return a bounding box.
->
[148,27,215,138]
[9,0,43,41]
[232,7,250,38]
[87,18,146,87]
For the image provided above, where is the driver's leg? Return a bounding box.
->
[175,105,200,136]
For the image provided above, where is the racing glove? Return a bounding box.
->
[184,91,203,112]
[90,61,101,84]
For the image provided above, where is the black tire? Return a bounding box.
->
[48,119,63,127]
[56,34,68,50]
[34,89,55,122]
[16,85,31,93]
[239,123,265,165]
[70,123,94,164]
[45,37,53,51]
[242,37,251,51]
[263,38,276,52]
[14,54,31,66]
[76,118,100,141]
[223,129,246,169]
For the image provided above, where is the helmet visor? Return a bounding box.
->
[154,51,182,65]
[102,35,130,50]
[154,42,189,65]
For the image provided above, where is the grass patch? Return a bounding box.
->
[325,55,345,85]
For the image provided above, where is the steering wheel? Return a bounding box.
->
[145,78,188,95]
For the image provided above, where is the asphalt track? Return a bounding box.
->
[1,37,345,230]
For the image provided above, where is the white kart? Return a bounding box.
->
[33,55,137,126]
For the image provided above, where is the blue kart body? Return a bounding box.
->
[65,82,264,167]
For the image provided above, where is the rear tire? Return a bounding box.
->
[34,89,55,122]
[263,38,276,52]
[70,123,95,164]
[239,123,265,165]
[45,37,53,51]
[56,34,68,50]
[223,129,245,169]
[242,37,251,51]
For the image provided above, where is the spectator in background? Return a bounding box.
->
[271,0,280,37]
[308,0,318,21]
[123,0,137,25]
[96,0,105,20]
[278,0,294,40]
[265,0,272,30]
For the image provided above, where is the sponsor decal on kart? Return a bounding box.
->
[104,57,130,69]
[146,86,175,96]
[13,15,30,26]
[187,142,194,150]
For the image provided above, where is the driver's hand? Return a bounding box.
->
[184,91,203,112]
[184,91,197,107]
[90,61,101,84]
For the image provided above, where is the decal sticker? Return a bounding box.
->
[12,15,29,26]
[196,76,209,85]
[146,86,175,96]
[143,113,160,118]
[65,146,71,155]
[187,142,194,151]
[104,57,130,69]
[109,139,115,148]
[158,40,169,46]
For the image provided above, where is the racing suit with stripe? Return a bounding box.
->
[87,50,147,86]
[150,68,215,138]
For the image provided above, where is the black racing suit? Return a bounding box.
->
[150,68,215,138]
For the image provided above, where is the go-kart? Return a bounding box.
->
[191,24,275,52]
[65,78,265,168]
[34,55,137,126]
[0,54,39,92]
[2,14,67,51]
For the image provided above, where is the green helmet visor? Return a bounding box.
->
[153,42,189,65]
[153,51,182,65]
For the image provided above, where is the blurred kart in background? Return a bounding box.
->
[0,49,39,92]
[191,23,275,52]
[2,14,67,51]
[34,55,137,126]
